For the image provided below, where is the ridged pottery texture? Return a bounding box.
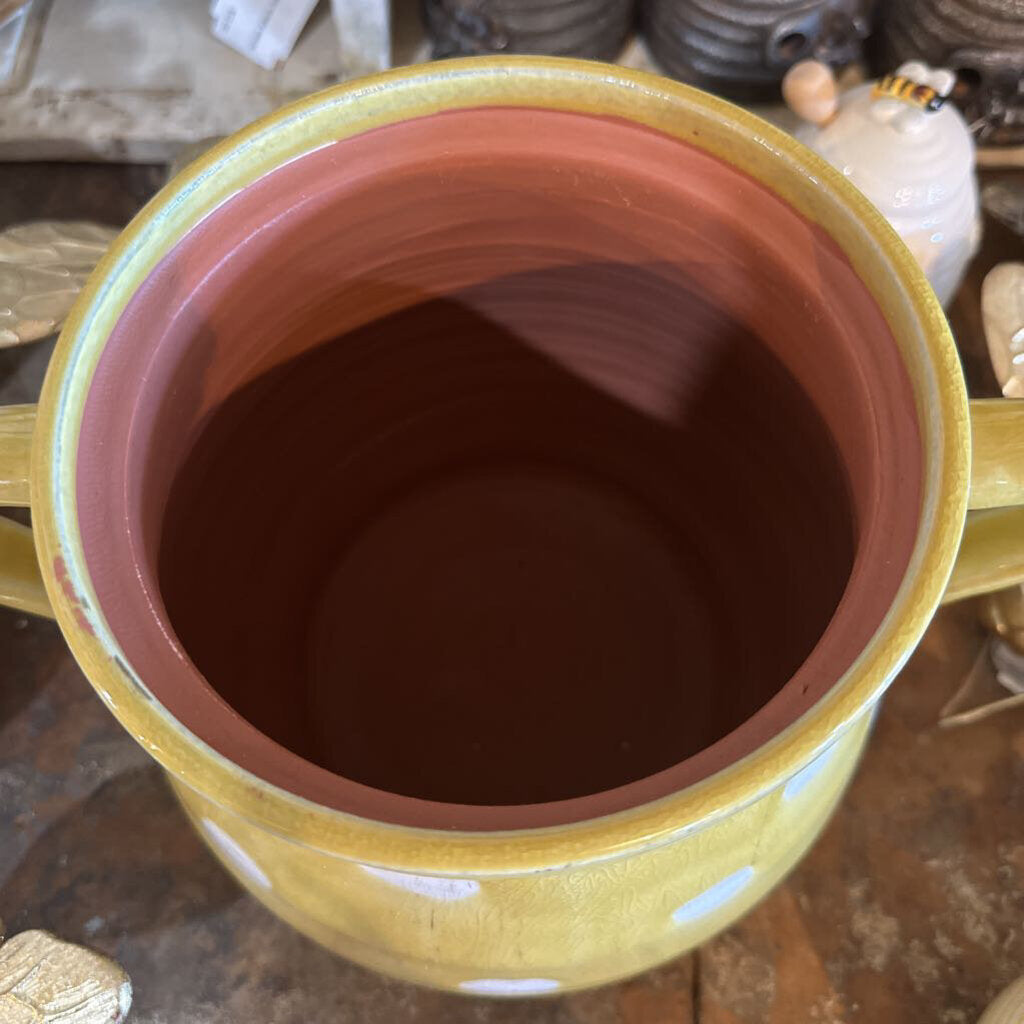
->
[642,0,871,99]
[875,0,1024,146]
[2,59,1024,994]
[424,0,635,60]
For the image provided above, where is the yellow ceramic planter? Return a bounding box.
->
[2,58,1024,995]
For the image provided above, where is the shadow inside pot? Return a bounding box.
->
[158,261,855,810]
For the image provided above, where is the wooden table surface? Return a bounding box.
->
[1,163,1022,1024]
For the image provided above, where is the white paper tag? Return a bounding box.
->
[210,0,319,70]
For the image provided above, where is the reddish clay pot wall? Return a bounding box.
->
[77,106,921,828]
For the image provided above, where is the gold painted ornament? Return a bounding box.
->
[982,262,1024,399]
[0,920,131,1024]
[0,222,116,348]
[978,975,1024,1024]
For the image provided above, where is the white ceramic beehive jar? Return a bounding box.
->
[799,62,981,307]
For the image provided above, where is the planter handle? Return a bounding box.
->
[0,403,53,617]
[2,397,1024,619]
[944,399,1024,603]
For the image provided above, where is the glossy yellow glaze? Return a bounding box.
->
[939,399,1024,604]
[1,59,1023,992]
[0,403,34,506]
[968,398,1024,510]
[944,506,1024,603]
[173,714,868,993]
[0,516,51,618]
[0,404,50,618]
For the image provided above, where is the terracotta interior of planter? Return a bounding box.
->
[77,105,923,829]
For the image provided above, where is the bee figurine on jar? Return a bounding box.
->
[784,59,981,306]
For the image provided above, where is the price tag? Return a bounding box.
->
[210,0,320,70]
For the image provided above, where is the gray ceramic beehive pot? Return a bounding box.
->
[875,0,1024,146]
[423,0,636,60]
[641,0,872,100]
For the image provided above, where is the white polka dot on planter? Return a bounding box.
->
[460,978,561,995]
[360,864,480,900]
[671,866,754,924]
[783,744,838,801]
